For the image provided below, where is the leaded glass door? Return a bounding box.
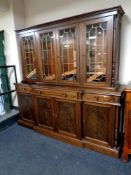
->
[36,30,57,82]
[57,25,79,84]
[80,17,113,87]
[20,32,37,82]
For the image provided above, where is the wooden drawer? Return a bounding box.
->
[16,85,31,93]
[31,88,77,100]
[82,93,120,104]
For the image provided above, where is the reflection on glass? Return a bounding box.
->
[59,28,77,81]
[86,22,107,83]
[22,36,36,80]
[40,32,55,80]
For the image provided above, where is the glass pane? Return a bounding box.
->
[40,32,55,80]
[86,22,107,83]
[59,28,77,81]
[22,36,36,80]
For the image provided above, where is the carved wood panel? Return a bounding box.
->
[83,102,115,146]
[56,101,77,136]
[18,93,34,122]
[37,97,54,129]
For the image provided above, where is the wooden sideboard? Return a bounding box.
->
[15,6,125,158]
[16,83,124,158]
[123,88,131,162]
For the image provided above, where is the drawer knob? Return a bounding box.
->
[63,94,67,98]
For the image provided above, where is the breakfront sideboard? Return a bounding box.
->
[15,6,125,158]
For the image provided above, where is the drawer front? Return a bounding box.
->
[83,93,120,104]
[16,85,31,93]
[31,88,77,100]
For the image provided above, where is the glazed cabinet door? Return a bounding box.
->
[82,102,115,148]
[56,24,80,84]
[80,16,113,87]
[36,30,57,82]
[55,99,81,138]
[35,97,54,130]
[18,93,35,127]
[19,32,38,82]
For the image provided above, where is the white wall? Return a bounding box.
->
[0,0,9,12]
[23,0,131,85]
[0,0,25,106]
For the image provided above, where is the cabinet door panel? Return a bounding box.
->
[56,100,77,137]
[36,30,57,82]
[57,25,79,83]
[18,93,34,123]
[80,16,113,86]
[36,97,54,130]
[128,116,131,148]
[20,33,37,82]
[83,102,115,147]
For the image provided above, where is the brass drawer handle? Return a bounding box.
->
[22,88,26,91]
[63,93,67,98]
[94,96,99,101]
[39,91,42,94]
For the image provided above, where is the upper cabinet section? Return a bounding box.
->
[57,25,79,83]
[17,6,124,88]
[80,16,113,87]
[36,30,57,81]
[19,33,37,82]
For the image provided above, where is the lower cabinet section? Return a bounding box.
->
[82,102,118,157]
[83,102,115,144]
[36,97,54,130]
[56,100,81,139]
[18,93,35,128]
[16,83,123,158]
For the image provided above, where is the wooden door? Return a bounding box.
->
[55,99,81,138]
[19,32,38,82]
[79,16,114,87]
[18,93,35,124]
[35,96,54,130]
[56,24,80,85]
[83,102,115,147]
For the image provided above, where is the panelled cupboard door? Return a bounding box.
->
[127,103,131,149]
[55,99,81,138]
[83,102,115,147]
[35,97,54,130]
[19,32,38,82]
[56,24,80,85]
[18,93,35,124]
[128,115,131,149]
[35,30,58,82]
[79,16,113,87]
